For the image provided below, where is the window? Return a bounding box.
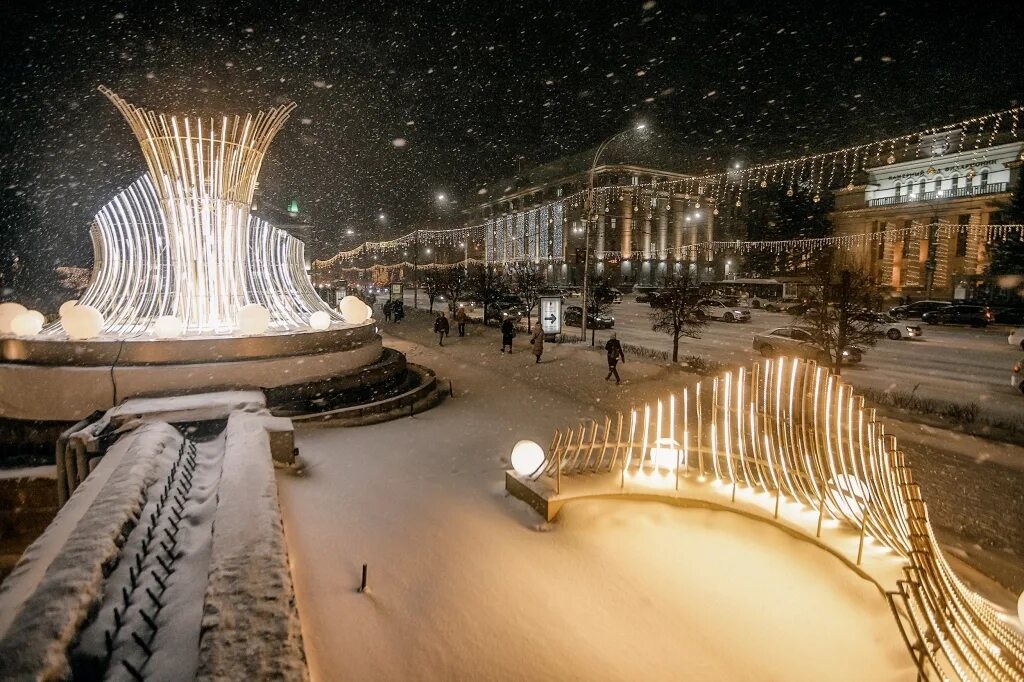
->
[980,169,989,189]
[771,329,791,338]
[792,329,814,342]
[917,179,926,196]
[893,182,901,197]
[950,174,959,192]
[933,176,943,193]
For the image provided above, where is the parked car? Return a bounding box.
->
[1013,357,1024,394]
[856,311,923,340]
[486,297,527,321]
[1009,328,1024,350]
[752,327,863,364]
[563,305,614,329]
[697,299,751,322]
[992,306,1024,325]
[888,300,950,319]
[635,286,662,303]
[762,300,800,313]
[920,305,993,327]
[600,287,624,304]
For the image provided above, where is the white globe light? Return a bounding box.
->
[61,305,104,340]
[10,311,44,336]
[58,300,79,318]
[0,302,28,334]
[153,315,184,338]
[510,440,546,478]
[1018,590,1024,627]
[364,303,374,321]
[339,296,369,324]
[309,310,331,331]
[237,303,270,335]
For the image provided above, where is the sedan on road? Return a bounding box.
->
[752,327,863,364]
[920,305,993,327]
[697,299,751,322]
[563,305,614,329]
[856,312,923,340]
[888,300,950,319]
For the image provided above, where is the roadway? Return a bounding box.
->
[395,289,1022,421]
[591,298,1023,422]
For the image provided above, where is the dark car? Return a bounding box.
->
[888,300,950,319]
[635,286,662,303]
[563,305,614,329]
[992,306,1024,325]
[599,287,624,304]
[920,305,993,327]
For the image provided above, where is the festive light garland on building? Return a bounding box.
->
[313,104,1023,271]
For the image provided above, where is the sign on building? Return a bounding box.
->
[540,296,562,336]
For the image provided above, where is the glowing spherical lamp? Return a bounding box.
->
[59,300,79,318]
[61,305,105,340]
[10,311,44,336]
[1018,590,1024,626]
[510,440,546,478]
[339,296,369,324]
[153,315,184,338]
[309,310,331,331]
[0,302,28,334]
[237,304,270,335]
[364,303,374,321]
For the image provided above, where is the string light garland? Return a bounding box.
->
[313,104,1024,271]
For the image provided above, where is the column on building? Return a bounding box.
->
[881,222,897,290]
[672,195,685,273]
[963,214,983,276]
[902,229,923,290]
[595,214,606,276]
[655,195,669,280]
[619,195,633,282]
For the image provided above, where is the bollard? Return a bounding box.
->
[358,563,368,593]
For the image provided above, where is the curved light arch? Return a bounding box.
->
[513,358,1024,680]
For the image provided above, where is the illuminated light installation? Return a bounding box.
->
[59,87,343,337]
[511,358,1024,681]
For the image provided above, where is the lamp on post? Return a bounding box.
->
[580,122,646,341]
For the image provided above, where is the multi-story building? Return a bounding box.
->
[831,132,1022,299]
[468,145,743,285]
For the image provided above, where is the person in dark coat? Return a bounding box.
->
[434,312,450,346]
[455,305,468,337]
[500,314,515,353]
[393,300,405,322]
[605,333,625,384]
[383,300,393,322]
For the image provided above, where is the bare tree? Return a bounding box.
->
[420,270,443,313]
[649,270,709,362]
[434,266,468,314]
[583,273,615,345]
[466,264,507,325]
[800,252,881,375]
[508,263,545,331]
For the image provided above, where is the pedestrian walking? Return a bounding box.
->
[383,299,393,322]
[500,314,515,353]
[530,325,544,363]
[455,305,468,337]
[605,333,625,384]
[393,300,405,323]
[434,312,450,346]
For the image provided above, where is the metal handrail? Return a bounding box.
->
[867,182,1008,207]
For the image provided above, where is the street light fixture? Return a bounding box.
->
[580,121,649,341]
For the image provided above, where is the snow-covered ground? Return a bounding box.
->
[277,322,918,680]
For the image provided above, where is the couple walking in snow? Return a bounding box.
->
[500,315,543,363]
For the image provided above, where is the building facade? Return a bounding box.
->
[831,133,1022,299]
[468,156,745,285]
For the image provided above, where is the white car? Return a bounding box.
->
[1009,328,1024,350]
[698,299,751,322]
[863,312,923,340]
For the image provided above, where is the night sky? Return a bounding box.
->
[2,0,1022,298]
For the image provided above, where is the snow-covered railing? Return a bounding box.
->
[515,357,1024,681]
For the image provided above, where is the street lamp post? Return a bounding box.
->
[580,123,646,341]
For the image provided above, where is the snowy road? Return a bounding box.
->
[278,325,916,681]
[400,291,1021,422]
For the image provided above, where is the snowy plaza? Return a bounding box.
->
[2,2,1024,681]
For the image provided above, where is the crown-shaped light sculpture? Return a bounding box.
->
[60,87,343,337]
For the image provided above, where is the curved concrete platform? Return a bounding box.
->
[0,325,383,423]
